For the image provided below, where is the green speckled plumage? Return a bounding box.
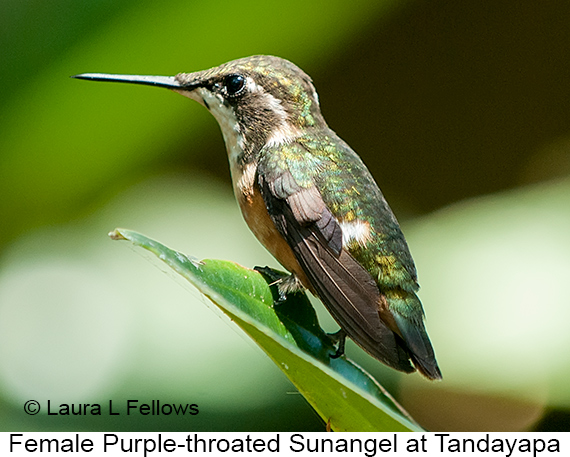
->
[261,132,420,294]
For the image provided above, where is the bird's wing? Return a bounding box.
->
[257,142,414,372]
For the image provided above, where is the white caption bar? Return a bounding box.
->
[1,432,566,456]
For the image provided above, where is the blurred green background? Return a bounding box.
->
[1,0,569,431]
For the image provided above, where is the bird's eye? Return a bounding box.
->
[224,74,246,97]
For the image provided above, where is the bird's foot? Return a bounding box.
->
[253,267,304,302]
[275,273,304,301]
[328,329,347,359]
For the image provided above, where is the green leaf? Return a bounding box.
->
[110,228,422,432]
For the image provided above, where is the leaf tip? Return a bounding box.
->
[108,229,127,241]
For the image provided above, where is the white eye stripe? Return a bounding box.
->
[246,76,264,94]
[244,76,302,147]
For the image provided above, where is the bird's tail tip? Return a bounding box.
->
[415,360,443,381]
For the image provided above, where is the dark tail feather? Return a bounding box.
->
[393,313,442,380]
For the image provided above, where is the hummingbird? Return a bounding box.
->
[73,55,442,380]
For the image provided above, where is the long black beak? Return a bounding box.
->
[71,73,182,89]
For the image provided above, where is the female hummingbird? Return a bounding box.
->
[74,55,442,380]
